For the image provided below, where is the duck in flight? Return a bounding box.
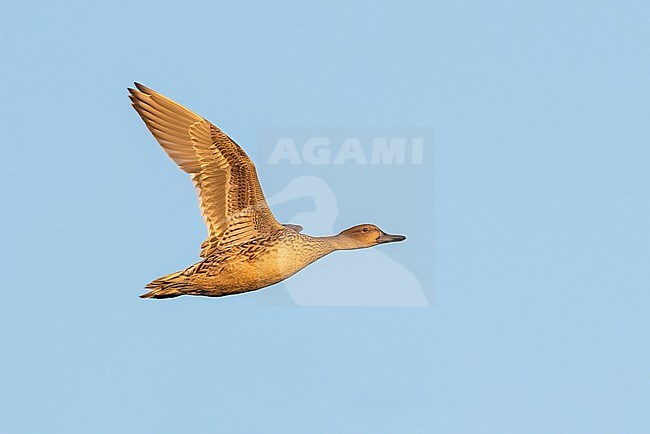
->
[129,83,406,299]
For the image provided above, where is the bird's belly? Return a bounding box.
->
[190,243,318,296]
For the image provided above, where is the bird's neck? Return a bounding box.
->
[319,234,360,251]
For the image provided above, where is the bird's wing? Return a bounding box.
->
[129,83,282,257]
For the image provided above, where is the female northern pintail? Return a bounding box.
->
[129,83,405,299]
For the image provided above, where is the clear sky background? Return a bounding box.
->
[1,1,649,433]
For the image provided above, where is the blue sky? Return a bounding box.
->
[1,1,649,433]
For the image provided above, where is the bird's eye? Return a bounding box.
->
[362,227,369,233]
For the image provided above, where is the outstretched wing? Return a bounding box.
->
[129,83,282,257]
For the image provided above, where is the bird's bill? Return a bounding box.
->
[377,231,406,244]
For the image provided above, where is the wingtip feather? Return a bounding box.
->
[134,82,154,94]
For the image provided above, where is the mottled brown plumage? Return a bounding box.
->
[129,83,405,299]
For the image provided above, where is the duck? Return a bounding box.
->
[128,83,406,299]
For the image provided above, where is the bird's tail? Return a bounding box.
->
[140,270,190,299]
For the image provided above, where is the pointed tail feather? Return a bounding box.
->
[140,270,190,299]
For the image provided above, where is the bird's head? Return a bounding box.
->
[336,224,406,249]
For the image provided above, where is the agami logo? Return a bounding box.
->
[257,127,434,307]
[267,137,424,165]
